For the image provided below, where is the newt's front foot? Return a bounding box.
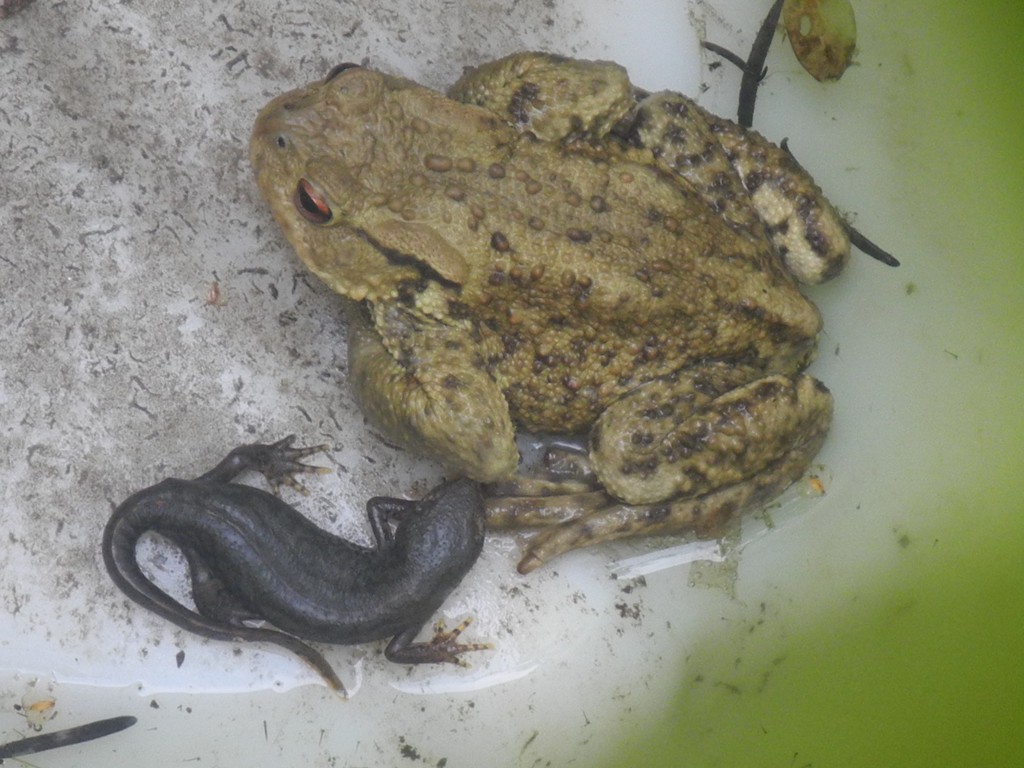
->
[198,435,330,493]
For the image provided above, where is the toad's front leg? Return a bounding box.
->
[346,301,519,482]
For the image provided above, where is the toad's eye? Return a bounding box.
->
[294,179,332,224]
[325,62,361,82]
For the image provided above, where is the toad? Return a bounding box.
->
[249,52,849,573]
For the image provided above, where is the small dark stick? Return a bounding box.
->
[701,0,784,128]
[0,715,138,760]
[736,0,786,128]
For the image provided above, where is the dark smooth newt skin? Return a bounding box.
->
[102,438,488,693]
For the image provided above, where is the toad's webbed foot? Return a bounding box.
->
[510,445,816,574]
[196,435,330,494]
[385,618,492,667]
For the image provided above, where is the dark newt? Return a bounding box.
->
[102,437,489,695]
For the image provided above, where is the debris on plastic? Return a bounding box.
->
[783,0,857,81]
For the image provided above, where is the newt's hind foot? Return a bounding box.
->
[426,618,493,667]
[385,617,492,666]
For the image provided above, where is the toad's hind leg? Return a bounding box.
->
[709,112,850,283]
[488,366,831,571]
[631,92,768,240]
[590,371,832,506]
[448,51,635,142]
[517,418,827,574]
[632,91,849,284]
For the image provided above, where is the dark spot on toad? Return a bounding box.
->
[424,154,453,172]
[490,231,511,252]
[508,82,541,125]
